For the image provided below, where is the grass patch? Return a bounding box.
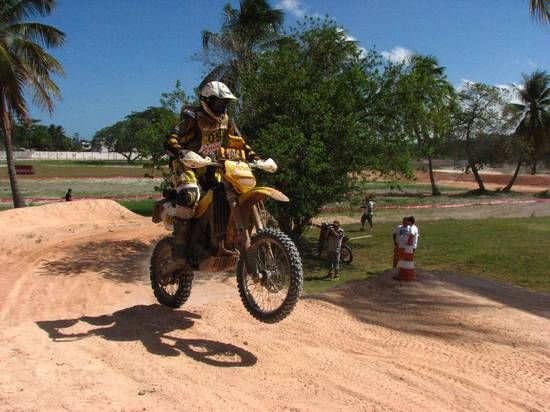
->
[324,182,532,210]
[301,217,550,294]
[118,199,155,216]
[0,178,160,198]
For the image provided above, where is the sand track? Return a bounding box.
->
[1,200,549,411]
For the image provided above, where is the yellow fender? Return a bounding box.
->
[239,187,289,205]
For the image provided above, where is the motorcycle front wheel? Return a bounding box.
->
[150,236,194,308]
[237,228,303,324]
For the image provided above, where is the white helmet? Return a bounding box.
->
[200,81,237,100]
[199,81,237,118]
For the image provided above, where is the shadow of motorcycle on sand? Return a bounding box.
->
[36,304,257,367]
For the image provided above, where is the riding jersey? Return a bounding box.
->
[164,107,258,162]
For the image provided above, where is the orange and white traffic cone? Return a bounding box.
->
[397,235,415,281]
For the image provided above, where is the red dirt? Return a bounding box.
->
[1,200,549,410]
[416,170,550,192]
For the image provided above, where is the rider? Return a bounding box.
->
[163,81,259,264]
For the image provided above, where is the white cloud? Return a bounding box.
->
[277,0,306,17]
[496,83,523,104]
[381,46,414,63]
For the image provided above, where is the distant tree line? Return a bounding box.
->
[0,121,84,151]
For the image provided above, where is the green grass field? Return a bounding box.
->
[118,199,156,216]
[117,197,550,294]
[300,217,550,294]
[0,178,160,199]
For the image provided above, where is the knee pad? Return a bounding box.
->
[175,186,200,208]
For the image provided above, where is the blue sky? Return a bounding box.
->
[28,0,549,139]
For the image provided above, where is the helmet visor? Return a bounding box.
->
[209,97,230,116]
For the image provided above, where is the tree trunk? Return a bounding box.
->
[427,156,441,196]
[470,163,486,193]
[464,115,485,193]
[0,95,26,208]
[502,158,522,192]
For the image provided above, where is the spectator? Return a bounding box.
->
[407,216,419,251]
[64,188,72,202]
[360,195,374,231]
[327,220,344,280]
[314,222,331,257]
[392,217,410,268]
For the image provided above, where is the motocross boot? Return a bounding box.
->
[172,217,191,267]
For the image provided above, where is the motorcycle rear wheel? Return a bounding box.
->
[340,244,353,264]
[150,236,194,308]
[237,228,303,324]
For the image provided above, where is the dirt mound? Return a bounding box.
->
[0,208,549,410]
[0,198,141,229]
[0,199,150,258]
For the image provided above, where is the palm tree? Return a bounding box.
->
[402,55,455,195]
[199,0,284,90]
[1,0,65,208]
[529,0,550,24]
[504,71,550,190]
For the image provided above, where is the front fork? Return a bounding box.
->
[224,182,252,272]
[224,183,272,280]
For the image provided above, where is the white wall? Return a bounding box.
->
[0,150,135,161]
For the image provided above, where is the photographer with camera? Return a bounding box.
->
[326,220,344,280]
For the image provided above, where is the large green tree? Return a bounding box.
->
[453,82,508,193]
[93,107,177,165]
[0,0,65,208]
[239,19,411,238]
[127,107,178,167]
[199,0,284,91]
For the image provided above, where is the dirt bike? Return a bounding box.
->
[315,223,353,264]
[150,152,303,324]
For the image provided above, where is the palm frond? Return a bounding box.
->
[1,0,56,24]
[10,38,64,78]
[29,73,60,113]
[0,44,27,119]
[2,69,30,122]
[202,30,221,50]
[529,0,550,24]
[5,22,65,49]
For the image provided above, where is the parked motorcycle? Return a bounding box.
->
[315,222,354,264]
[150,152,303,324]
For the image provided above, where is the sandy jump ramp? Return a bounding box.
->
[0,200,549,411]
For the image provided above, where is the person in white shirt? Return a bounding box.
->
[392,217,410,267]
[407,216,419,251]
[360,195,375,231]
